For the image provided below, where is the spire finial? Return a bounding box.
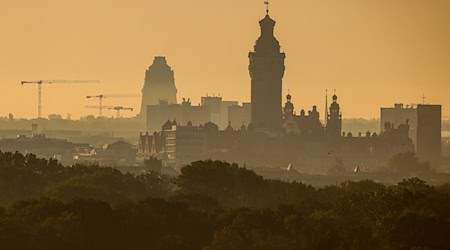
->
[264,1,270,14]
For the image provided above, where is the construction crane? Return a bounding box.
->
[86,94,140,117]
[21,80,100,118]
[85,105,134,118]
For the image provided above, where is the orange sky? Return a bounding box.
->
[1,0,449,119]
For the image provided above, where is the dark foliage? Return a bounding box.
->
[0,153,449,249]
[0,151,173,206]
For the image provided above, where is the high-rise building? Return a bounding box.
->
[417,105,442,168]
[380,104,417,145]
[140,56,177,117]
[381,103,442,167]
[248,6,285,131]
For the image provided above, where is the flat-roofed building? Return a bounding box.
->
[417,104,442,168]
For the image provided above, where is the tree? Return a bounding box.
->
[177,160,266,207]
[388,152,431,173]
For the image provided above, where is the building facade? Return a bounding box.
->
[146,99,209,133]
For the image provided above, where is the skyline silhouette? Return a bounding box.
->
[1,0,449,119]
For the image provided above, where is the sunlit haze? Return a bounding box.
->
[1,0,449,119]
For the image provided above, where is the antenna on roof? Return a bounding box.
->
[264,1,270,14]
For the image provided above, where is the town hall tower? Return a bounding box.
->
[249,2,285,130]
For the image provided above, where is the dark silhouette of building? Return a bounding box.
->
[136,4,425,172]
[417,104,442,167]
[376,121,415,158]
[381,103,442,167]
[140,56,177,116]
[326,93,342,137]
[281,93,325,137]
[283,93,294,118]
[146,99,209,133]
[162,121,207,166]
[147,96,244,132]
[381,103,417,146]
[249,7,285,131]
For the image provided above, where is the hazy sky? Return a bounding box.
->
[1,0,449,119]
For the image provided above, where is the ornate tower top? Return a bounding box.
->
[284,90,294,117]
[286,89,292,101]
[259,1,276,37]
[253,1,280,55]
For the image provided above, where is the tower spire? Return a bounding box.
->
[264,1,270,14]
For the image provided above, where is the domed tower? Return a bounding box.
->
[140,56,177,117]
[249,2,285,130]
[283,92,294,118]
[326,92,342,137]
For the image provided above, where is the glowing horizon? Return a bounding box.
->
[1,0,449,119]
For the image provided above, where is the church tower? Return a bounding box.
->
[249,2,285,130]
[140,56,177,117]
[326,92,342,137]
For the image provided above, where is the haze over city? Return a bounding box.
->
[1,1,450,249]
[1,0,449,119]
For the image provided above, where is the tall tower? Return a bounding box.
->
[249,2,285,130]
[140,56,177,117]
[326,92,342,137]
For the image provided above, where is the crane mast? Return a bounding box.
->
[86,95,105,117]
[85,105,134,118]
[21,80,100,118]
[86,94,140,117]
